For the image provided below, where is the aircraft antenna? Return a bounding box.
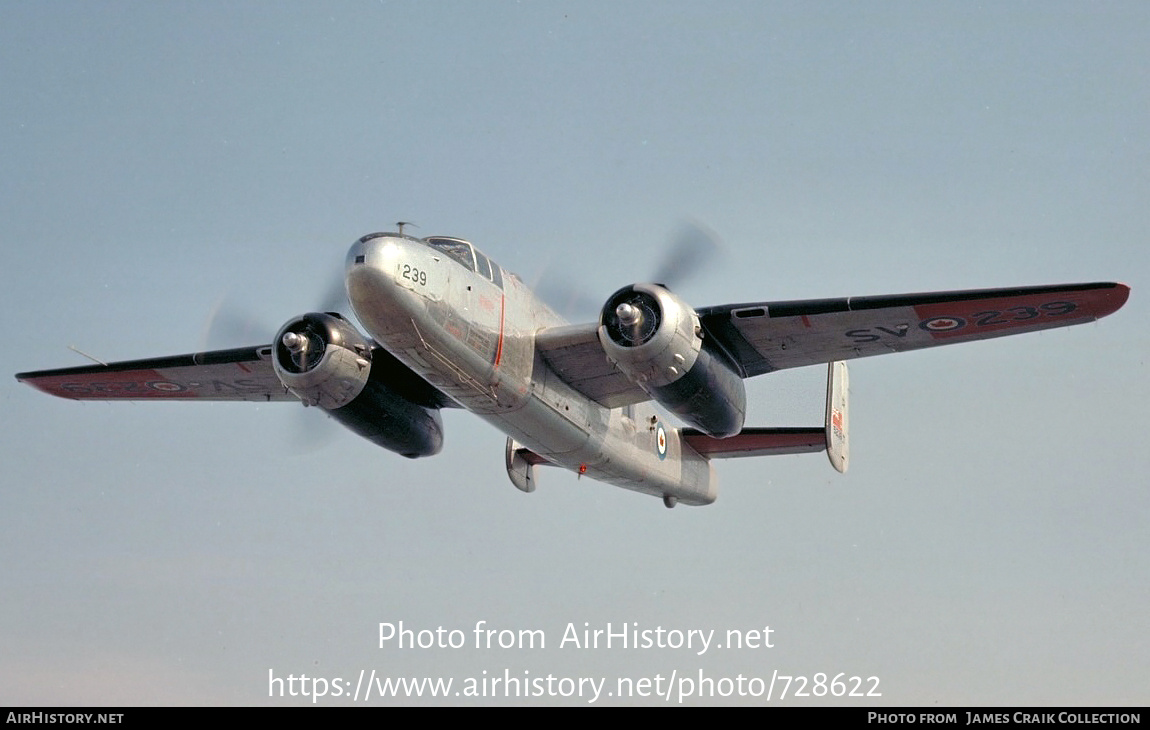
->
[68,345,108,366]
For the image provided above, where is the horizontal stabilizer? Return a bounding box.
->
[682,427,825,458]
[682,361,849,473]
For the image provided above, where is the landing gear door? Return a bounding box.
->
[505,437,537,493]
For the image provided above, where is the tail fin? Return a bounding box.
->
[825,361,849,473]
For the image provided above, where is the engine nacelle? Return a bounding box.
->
[274,312,372,409]
[598,284,746,438]
[273,312,443,457]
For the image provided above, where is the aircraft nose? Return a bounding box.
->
[347,234,398,298]
[345,233,421,341]
[346,233,404,286]
[347,233,388,274]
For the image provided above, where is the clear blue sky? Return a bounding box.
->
[2,1,1147,705]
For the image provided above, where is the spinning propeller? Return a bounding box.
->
[540,220,723,321]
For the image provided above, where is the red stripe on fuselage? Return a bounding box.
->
[494,290,506,368]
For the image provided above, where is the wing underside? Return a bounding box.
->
[699,281,1129,377]
[536,282,1129,407]
[16,346,295,401]
[534,323,649,408]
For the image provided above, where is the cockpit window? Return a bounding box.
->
[474,250,492,280]
[425,237,475,272]
[424,236,504,289]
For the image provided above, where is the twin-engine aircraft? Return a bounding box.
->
[17,230,1129,507]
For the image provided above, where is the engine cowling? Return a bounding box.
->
[274,312,373,409]
[273,313,443,457]
[598,284,746,438]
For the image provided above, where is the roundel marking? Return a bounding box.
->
[147,381,185,392]
[919,316,966,332]
[656,423,667,460]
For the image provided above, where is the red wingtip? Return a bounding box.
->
[1099,282,1131,319]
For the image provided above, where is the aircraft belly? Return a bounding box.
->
[584,421,715,506]
[492,400,716,506]
[482,397,592,456]
[596,414,715,505]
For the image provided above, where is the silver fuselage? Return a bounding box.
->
[346,234,715,505]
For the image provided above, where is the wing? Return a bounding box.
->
[535,282,1129,406]
[699,282,1129,376]
[16,345,295,401]
[534,324,649,407]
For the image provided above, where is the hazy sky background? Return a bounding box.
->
[2,1,1147,706]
